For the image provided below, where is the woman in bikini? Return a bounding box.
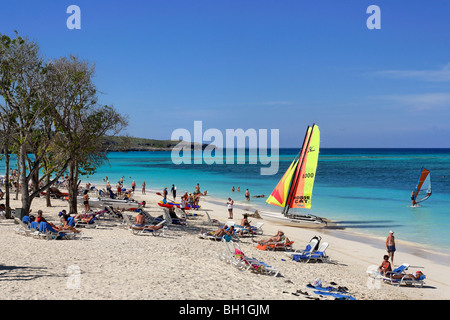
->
[378,255,392,275]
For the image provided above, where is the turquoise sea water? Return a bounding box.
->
[3,148,450,253]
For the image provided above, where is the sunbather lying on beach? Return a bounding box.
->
[387,270,425,280]
[201,225,235,238]
[57,215,81,233]
[132,212,164,231]
[254,230,289,245]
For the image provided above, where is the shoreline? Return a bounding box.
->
[198,194,450,268]
[1,184,449,300]
[89,179,450,267]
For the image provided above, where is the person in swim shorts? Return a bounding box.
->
[386,230,396,265]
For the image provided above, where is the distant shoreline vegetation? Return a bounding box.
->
[100,137,450,152]
[101,136,210,152]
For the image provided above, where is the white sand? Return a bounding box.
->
[1,189,449,301]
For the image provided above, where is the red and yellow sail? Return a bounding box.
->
[266,124,320,212]
[288,124,320,209]
[265,158,299,207]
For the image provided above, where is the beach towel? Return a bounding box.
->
[307,283,355,299]
[22,215,31,225]
[67,217,75,227]
[313,290,356,300]
[30,221,39,230]
[39,222,60,238]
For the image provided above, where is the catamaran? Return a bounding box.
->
[259,124,327,227]
[411,167,432,207]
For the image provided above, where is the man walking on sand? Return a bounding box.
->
[386,230,396,265]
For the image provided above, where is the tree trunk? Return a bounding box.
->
[4,146,11,219]
[19,145,31,215]
[45,173,52,207]
[68,161,79,215]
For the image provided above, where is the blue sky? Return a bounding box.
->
[1,0,449,147]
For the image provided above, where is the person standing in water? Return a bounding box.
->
[411,190,416,206]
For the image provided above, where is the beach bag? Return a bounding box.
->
[310,236,321,251]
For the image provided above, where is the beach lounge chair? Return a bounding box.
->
[38,222,61,240]
[219,237,235,263]
[225,221,235,228]
[142,211,161,225]
[175,207,202,220]
[14,217,32,236]
[252,222,264,235]
[120,212,135,229]
[29,221,42,238]
[198,230,225,241]
[258,240,295,251]
[75,215,98,229]
[388,272,426,287]
[218,238,245,266]
[233,248,280,277]
[105,206,124,219]
[202,211,222,226]
[130,219,167,236]
[285,238,319,258]
[49,187,66,199]
[291,242,330,263]
[163,208,187,228]
[380,263,425,287]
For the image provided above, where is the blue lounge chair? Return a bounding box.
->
[292,242,330,263]
[382,263,426,287]
[285,238,319,259]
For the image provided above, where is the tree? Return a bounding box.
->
[45,56,128,214]
[0,32,51,215]
[0,33,127,215]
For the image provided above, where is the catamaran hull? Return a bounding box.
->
[259,210,327,228]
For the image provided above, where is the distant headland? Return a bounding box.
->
[101,136,209,152]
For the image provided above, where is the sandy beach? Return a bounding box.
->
[1,188,449,302]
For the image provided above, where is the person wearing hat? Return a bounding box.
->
[386,230,396,265]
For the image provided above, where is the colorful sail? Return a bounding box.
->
[288,124,320,209]
[266,124,320,213]
[266,126,312,208]
[266,158,299,207]
[413,167,432,204]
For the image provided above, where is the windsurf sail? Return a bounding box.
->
[413,167,432,205]
[266,124,320,215]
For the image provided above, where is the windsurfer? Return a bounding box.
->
[411,190,416,206]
